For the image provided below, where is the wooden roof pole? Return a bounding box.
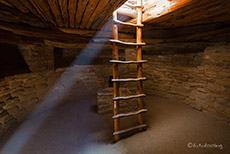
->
[136,0,144,130]
[112,11,120,141]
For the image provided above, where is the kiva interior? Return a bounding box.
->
[0,0,229,154]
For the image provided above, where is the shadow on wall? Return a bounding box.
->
[0,43,31,79]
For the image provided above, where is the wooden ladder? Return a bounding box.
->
[109,0,147,142]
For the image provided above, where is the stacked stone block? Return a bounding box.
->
[144,45,230,123]
[97,88,138,114]
[0,65,112,137]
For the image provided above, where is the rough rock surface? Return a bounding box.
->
[144,44,230,124]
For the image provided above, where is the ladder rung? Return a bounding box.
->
[113,94,146,101]
[113,109,148,119]
[114,19,143,27]
[113,124,147,135]
[112,77,146,82]
[109,39,146,46]
[109,60,147,64]
[124,3,144,9]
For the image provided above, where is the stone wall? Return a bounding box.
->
[1,43,229,137]
[0,44,138,137]
[0,65,112,137]
[19,45,54,72]
[143,44,230,123]
[97,88,138,114]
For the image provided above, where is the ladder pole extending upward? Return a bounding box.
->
[111,1,147,141]
[136,0,144,128]
[112,11,120,141]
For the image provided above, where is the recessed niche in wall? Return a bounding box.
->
[0,43,31,79]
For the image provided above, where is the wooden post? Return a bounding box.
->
[112,11,120,141]
[136,0,144,129]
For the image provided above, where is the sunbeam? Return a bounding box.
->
[0,19,113,154]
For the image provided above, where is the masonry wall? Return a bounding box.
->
[143,44,230,124]
[0,65,112,137]
[1,43,230,137]
[0,43,131,137]
[18,45,54,72]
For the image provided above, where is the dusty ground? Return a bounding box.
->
[0,95,229,154]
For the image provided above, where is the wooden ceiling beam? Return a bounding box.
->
[0,20,134,42]
[28,0,50,22]
[6,0,29,13]
[31,0,56,25]
[0,3,49,28]
[68,0,78,28]
[59,0,69,27]
[144,0,230,29]
[0,0,129,31]
[0,29,22,44]
[170,0,229,26]
[18,0,41,18]
[58,28,111,38]
[79,0,100,29]
[90,0,115,29]
[85,0,109,29]
[0,29,46,46]
[0,29,113,49]
[97,0,127,29]
[0,22,89,41]
[75,0,90,28]
[47,0,64,27]
[0,0,14,7]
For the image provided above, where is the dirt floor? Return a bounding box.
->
[0,95,229,154]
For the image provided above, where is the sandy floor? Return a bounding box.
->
[0,96,229,154]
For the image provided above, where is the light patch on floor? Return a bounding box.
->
[0,96,229,154]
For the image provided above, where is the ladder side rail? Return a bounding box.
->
[112,11,120,141]
[136,0,144,129]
